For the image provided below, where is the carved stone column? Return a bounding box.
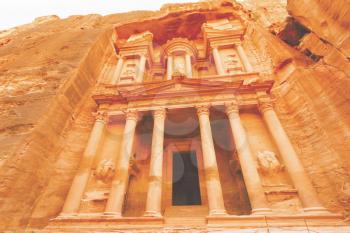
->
[212,47,225,75]
[167,55,173,80]
[60,111,107,215]
[185,54,193,78]
[236,44,253,73]
[196,105,227,216]
[104,110,138,216]
[111,56,124,84]
[137,54,146,83]
[144,108,166,217]
[259,99,328,213]
[225,102,271,215]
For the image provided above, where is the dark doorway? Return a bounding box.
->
[172,151,201,205]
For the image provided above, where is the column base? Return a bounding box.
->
[251,208,273,215]
[57,212,78,218]
[209,209,228,216]
[103,212,122,218]
[143,211,162,217]
[303,207,331,215]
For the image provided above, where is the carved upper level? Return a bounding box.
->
[108,17,253,85]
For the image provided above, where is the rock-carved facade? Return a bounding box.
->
[47,6,345,231]
[0,0,349,232]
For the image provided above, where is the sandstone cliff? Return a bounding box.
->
[0,0,349,231]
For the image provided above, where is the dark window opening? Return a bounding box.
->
[172,151,201,206]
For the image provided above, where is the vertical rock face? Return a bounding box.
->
[0,0,349,231]
[0,11,156,230]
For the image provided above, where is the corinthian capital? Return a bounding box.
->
[258,99,274,113]
[153,108,166,120]
[125,110,138,121]
[93,111,108,123]
[196,104,210,116]
[225,101,239,115]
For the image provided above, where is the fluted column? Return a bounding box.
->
[185,54,193,78]
[236,44,253,73]
[167,55,173,80]
[137,54,146,83]
[212,47,225,75]
[104,110,138,216]
[144,109,166,217]
[259,100,328,213]
[111,56,124,84]
[196,105,227,216]
[225,102,271,215]
[60,111,107,216]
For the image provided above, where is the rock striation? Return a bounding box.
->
[0,0,349,232]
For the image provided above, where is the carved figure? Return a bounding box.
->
[94,159,115,183]
[257,150,283,173]
[174,61,185,74]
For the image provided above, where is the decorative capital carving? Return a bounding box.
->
[125,110,138,121]
[93,111,108,123]
[196,104,210,116]
[153,108,166,120]
[225,101,239,115]
[258,99,274,114]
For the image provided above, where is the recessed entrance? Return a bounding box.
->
[172,151,201,206]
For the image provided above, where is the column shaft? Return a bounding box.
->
[167,56,173,80]
[197,105,226,216]
[61,112,106,215]
[236,45,253,73]
[212,47,225,75]
[111,57,124,84]
[104,111,138,216]
[144,109,166,217]
[225,103,271,214]
[185,54,193,78]
[259,101,327,213]
[137,55,146,83]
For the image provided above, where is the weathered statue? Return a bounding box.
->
[257,150,283,174]
[94,159,116,183]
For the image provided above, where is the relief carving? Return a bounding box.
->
[94,159,115,183]
[224,54,243,72]
[257,150,283,174]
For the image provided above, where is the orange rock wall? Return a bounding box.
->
[0,0,349,231]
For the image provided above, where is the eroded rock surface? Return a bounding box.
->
[0,0,349,231]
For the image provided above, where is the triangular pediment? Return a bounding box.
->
[118,77,233,99]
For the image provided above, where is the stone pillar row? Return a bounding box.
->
[111,44,253,84]
[258,100,328,214]
[60,100,328,218]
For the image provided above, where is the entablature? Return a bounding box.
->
[92,73,274,111]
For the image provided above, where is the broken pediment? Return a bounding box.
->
[125,31,153,46]
[117,77,238,99]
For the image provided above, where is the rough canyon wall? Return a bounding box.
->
[0,0,349,230]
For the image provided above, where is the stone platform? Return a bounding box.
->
[45,213,349,232]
